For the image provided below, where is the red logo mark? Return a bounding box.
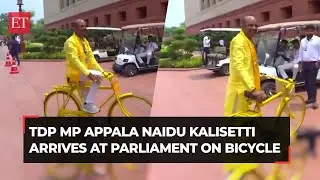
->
[22,115,39,134]
[8,12,31,34]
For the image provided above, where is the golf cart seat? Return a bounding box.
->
[207,52,227,60]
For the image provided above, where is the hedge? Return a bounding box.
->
[159,57,202,68]
[20,52,65,59]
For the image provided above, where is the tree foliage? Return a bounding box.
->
[165,27,198,60]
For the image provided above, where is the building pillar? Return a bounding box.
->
[200,0,204,10]
[210,0,215,6]
[203,0,209,9]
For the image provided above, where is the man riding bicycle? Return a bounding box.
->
[64,19,105,114]
[224,15,267,180]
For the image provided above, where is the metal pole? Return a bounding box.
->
[18,4,25,52]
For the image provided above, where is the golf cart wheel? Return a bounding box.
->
[94,55,100,62]
[219,64,229,75]
[123,64,138,77]
[261,80,276,98]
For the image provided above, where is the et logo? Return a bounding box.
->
[8,12,31,34]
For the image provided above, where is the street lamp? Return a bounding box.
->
[16,0,25,52]
[17,0,23,12]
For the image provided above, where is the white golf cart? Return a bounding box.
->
[200,28,240,75]
[257,21,320,96]
[113,22,164,77]
[86,27,122,62]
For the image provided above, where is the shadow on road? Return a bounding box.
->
[188,72,222,80]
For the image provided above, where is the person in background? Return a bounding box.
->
[88,37,96,50]
[7,36,12,52]
[274,39,290,67]
[136,35,159,66]
[297,25,320,109]
[277,39,301,80]
[10,34,20,66]
[224,15,267,180]
[15,35,21,44]
[219,39,225,47]
[300,34,306,40]
[203,35,211,66]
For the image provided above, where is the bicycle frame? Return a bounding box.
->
[231,75,295,117]
[44,72,134,116]
[256,76,294,113]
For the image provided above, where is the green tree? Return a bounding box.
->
[0,13,9,36]
[32,19,44,39]
[36,29,72,51]
[165,26,198,60]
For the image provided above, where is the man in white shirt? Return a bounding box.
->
[136,35,159,66]
[203,36,211,65]
[297,25,320,109]
[219,39,224,47]
[277,39,300,80]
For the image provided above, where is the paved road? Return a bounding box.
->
[0,46,156,179]
[149,69,320,180]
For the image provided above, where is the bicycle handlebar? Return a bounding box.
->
[102,72,115,79]
[262,75,294,86]
[263,75,295,91]
[243,75,295,100]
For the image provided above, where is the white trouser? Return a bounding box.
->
[277,61,299,80]
[79,70,102,104]
[137,52,152,64]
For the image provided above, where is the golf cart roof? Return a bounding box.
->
[86,27,122,31]
[121,22,165,30]
[200,28,241,32]
[258,20,320,32]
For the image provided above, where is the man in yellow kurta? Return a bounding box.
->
[224,16,267,180]
[224,16,266,116]
[64,19,105,114]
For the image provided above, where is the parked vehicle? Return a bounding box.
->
[113,22,164,77]
[256,20,320,96]
[86,27,122,62]
[200,28,240,75]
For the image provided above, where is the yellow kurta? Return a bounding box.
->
[223,31,262,179]
[224,30,261,116]
[64,33,104,82]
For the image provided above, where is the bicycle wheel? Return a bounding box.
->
[44,90,81,117]
[279,94,306,138]
[107,94,152,117]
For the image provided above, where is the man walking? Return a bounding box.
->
[10,34,20,66]
[297,25,320,109]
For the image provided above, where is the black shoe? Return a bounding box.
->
[312,103,318,109]
[305,100,314,105]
